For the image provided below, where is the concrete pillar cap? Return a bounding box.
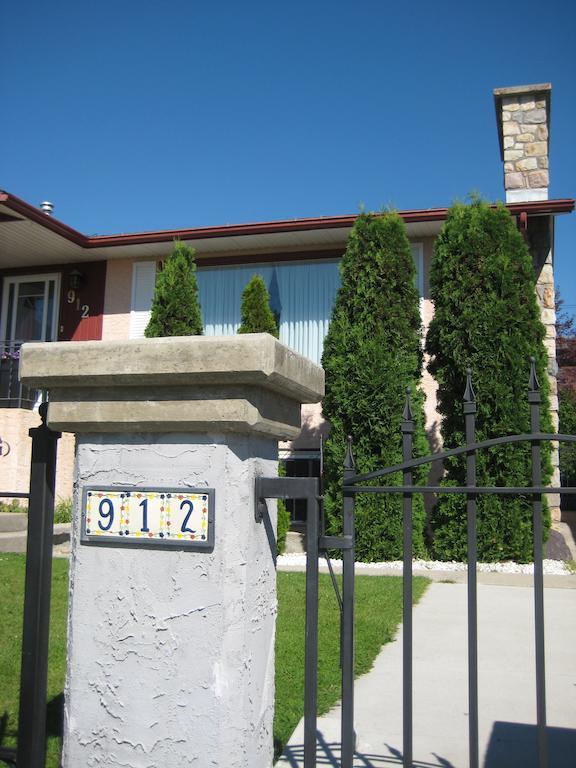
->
[20,334,325,438]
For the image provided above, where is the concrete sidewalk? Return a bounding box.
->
[277,581,576,767]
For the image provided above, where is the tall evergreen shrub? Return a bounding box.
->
[559,388,576,504]
[236,276,282,545]
[237,274,279,337]
[145,242,203,337]
[426,200,552,562]
[322,213,428,562]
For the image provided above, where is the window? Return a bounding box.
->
[412,242,424,297]
[197,261,341,365]
[0,274,59,409]
[128,244,424,364]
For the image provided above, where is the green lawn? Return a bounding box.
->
[0,554,68,767]
[274,571,428,758]
[0,554,428,766]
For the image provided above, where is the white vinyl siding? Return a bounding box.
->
[129,261,157,339]
[128,245,423,365]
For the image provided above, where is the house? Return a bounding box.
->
[0,83,574,525]
[558,338,576,392]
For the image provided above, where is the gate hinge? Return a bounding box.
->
[254,476,319,523]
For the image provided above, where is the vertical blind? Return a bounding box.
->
[129,246,423,366]
[197,261,340,365]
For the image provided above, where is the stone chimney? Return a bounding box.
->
[494,83,551,203]
[495,83,561,520]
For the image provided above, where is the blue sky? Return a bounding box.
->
[1,0,575,317]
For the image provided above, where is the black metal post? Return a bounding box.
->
[341,437,356,767]
[16,403,60,768]
[464,369,479,768]
[400,389,414,768]
[304,479,321,768]
[529,358,548,768]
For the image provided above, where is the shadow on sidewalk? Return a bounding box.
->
[279,723,576,767]
[484,721,576,767]
[280,730,454,767]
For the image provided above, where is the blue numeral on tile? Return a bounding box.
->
[140,499,150,532]
[98,499,114,531]
[180,500,195,533]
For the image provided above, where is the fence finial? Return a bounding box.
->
[402,386,414,422]
[528,356,540,393]
[344,435,355,470]
[39,401,48,426]
[463,367,476,403]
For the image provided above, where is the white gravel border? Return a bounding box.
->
[277,553,573,576]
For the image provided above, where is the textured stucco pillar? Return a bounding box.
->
[20,334,324,768]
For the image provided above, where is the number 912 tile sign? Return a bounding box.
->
[81,487,215,551]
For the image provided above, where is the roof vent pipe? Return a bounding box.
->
[39,201,54,215]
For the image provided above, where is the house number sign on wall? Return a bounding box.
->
[81,487,215,550]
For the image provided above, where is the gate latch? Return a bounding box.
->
[319,535,354,550]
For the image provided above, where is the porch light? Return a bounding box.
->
[68,269,84,291]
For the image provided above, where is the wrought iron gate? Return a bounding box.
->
[257,359,576,768]
[0,404,60,768]
[256,470,356,768]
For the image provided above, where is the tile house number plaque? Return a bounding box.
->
[81,487,215,551]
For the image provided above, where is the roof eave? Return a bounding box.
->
[1,190,574,252]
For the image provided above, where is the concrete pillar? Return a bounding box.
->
[20,334,324,768]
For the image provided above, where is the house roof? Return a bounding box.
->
[0,189,574,270]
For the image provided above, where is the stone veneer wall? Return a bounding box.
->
[500,89,550,200]
[534,245,561,518]
[535,249,558,428]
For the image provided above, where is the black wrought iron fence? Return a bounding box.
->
[342,359,576,768]
[0,344,39,410]
[0,404,60,768]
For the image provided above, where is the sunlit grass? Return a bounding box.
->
[0,555,428,766]
[274,571,428,758]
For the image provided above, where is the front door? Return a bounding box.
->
[1,274,60,348]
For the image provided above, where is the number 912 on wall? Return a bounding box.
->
[81,487,215,551]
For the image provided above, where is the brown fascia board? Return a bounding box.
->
[0,191,86,245]
[0,189,574,252]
